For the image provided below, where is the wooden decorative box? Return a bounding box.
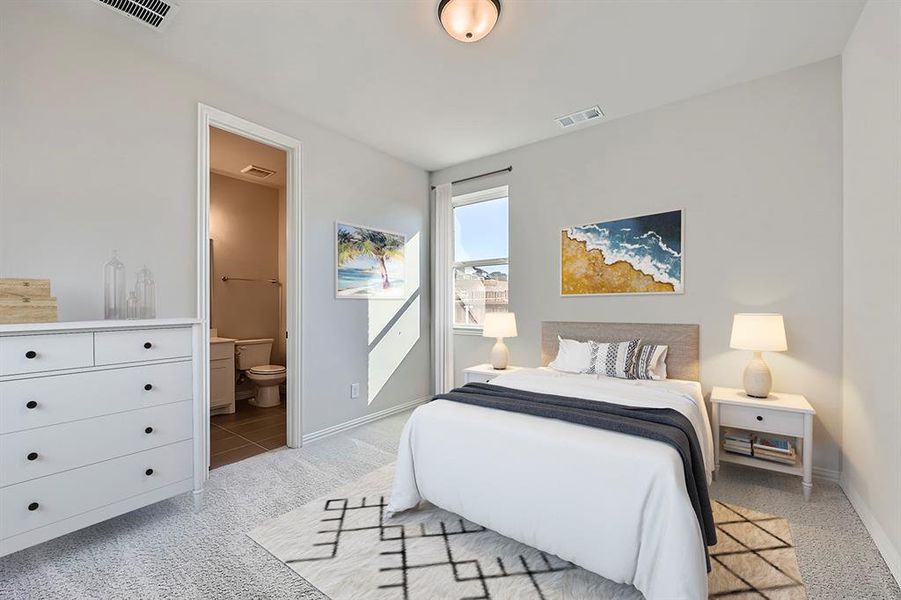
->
[0,279,58,324]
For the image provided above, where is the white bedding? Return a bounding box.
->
[387,368,714,600]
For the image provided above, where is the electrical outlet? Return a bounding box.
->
[351,383,360,399]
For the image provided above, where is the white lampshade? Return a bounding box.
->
[438,0,500,43]
[482,312,517,338]
[730,313,787,352]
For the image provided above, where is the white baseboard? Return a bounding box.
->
[302,396,430,445]
[841,474,901,585]
[813,466,841,482]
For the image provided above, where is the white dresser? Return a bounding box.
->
[0,319,202,557]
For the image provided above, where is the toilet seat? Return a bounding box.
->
[249,364,286,375]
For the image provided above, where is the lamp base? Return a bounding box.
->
[743,352,773,398]
[489,338,509,370]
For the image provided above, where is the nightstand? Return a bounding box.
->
[710,386,816,500]
[463,363,523,384]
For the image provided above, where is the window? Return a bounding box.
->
[452,186,509,329]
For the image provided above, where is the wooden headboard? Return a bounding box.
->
[540,321,700,381]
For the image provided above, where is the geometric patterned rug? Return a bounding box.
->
[709,502,806,599]
[249,464,806,599]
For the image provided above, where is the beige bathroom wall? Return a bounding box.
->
[210,173,281,347]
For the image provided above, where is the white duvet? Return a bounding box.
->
[387,368,714,600]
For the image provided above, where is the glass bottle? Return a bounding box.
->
[135,265,157,319]
[126,292,139,320]
[103,250,126,320]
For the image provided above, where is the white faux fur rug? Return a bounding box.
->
[249,464,805,599]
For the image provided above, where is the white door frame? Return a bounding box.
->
[196,103,303,479]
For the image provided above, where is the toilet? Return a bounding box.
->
[235,338,286,408]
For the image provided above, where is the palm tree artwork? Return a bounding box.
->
[336,223,406,298]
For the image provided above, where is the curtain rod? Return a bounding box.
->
[430,166,512,190]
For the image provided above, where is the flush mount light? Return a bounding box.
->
[438,0,501,43]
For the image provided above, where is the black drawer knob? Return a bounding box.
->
[144,384,153,391]
[25,350,36,359]
[145,468,154,476]
[756,415,763,421]
[28,502,39,511]
[145,426,153,434]
[27,452,38,461]
[26,400,38,410]
[143,342,152,349]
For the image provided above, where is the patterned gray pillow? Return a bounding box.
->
[588,339,641,379]
[634,344,669,380]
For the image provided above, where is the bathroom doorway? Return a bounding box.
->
[197,106,303,476]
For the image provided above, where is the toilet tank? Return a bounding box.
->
[235,338,273,370]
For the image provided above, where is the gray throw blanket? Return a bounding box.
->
[434,382,717,570]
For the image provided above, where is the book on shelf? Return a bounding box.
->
[754,436,793,454]
[724,448,753,457]
[720,429,798,464]
[723,442,752,456]
[753,446,798,465]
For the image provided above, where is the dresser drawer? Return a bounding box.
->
[0,333,93,376]
[720,403,804,437]
[1,400,192,486]
[0,361,193,433]
[94,328,192,366]
[0,439,192,539]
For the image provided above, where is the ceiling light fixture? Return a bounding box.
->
[438,0,501,43]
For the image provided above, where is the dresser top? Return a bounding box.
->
[0,318,200,335]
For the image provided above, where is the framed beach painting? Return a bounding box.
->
[336,222,406,299]
[561,209,683,296]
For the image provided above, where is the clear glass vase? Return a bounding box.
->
[135,265,157,319]
[103,251,126,320]
[126,292,139,320]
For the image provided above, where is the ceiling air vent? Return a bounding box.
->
[555,105,605,129]
[240,165,277,179]
[95,0,179,30]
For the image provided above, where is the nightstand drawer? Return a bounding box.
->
[465,373,498,384]
[720,404,804,436]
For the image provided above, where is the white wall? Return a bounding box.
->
[432,59,844,476]
[0,2,431,435]
[841,0,901,582]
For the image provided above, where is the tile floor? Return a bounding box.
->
[209,397,286,468]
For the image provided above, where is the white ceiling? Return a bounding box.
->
[65,0,863,170]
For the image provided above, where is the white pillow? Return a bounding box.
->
[548,336,592,373]
[634,344,668,380]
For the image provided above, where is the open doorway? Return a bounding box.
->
[197,106,302,478]
[208,128,287,467]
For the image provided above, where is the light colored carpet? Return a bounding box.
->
[1,409,898,599]
[249,463,805,599]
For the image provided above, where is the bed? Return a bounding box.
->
[387,322,714,600]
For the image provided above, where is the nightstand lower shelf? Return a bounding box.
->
[719,451,803,477]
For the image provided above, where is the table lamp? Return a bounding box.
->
[730,313,787,398]
[483,312,517,370]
